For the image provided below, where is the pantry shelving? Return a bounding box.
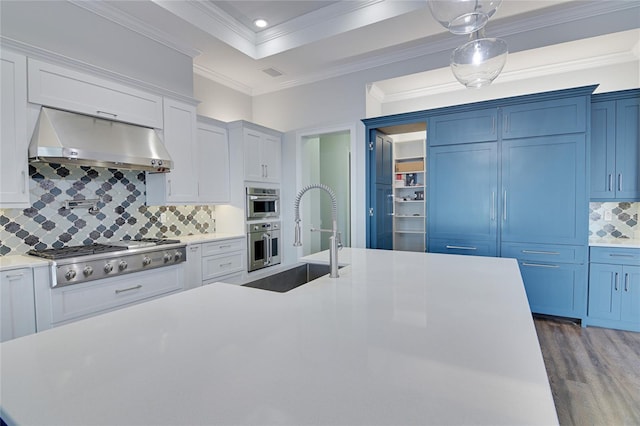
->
[393,139,426,252]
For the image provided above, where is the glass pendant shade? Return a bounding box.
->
[450,35,508,88]
[428,0,502,34]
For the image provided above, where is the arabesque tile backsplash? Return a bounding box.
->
[0,163,215,255]
[589,202,639,240]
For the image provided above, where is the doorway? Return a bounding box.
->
[365,122,427,250]
[300,130,351,255]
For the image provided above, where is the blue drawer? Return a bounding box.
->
[428,238,497,257]
[501,242,587,264]
[590,246,640,265]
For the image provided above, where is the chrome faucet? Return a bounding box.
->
[293,184,340,278]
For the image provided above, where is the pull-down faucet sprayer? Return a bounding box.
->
[293,184,340,278]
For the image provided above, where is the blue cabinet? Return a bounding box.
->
[428,108,498,146]
[427,88,592,321]
[517,259,587,319]
[501,96,587,139]
[501,134,587,245]
[590,92,640,201]
[586,247,640,331]
[428,142,498,256]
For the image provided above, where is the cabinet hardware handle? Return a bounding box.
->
[167,179,172,196]
[609,254,635,258]
[490,191,496,221]
[446,245,477,250]
[219,245,232,249]
[96,110,118,118]
[614,272,619,291]
[521,262,559,268]
[220,262,233,267]
[608,174,613,192]
[502,190,507,222]
[521,250,560,255]
[265,164,268,178]
[190,246,199,251]
[115,284,142,294]
[21,170,26,194]
[624,273,629,292]
[4,273,24,280]
[504,115,509,133]
[491,116,496,134]
[618,174,622,192]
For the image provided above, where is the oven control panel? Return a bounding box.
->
[54,246,187,287]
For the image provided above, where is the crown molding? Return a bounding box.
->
[193,63,253,96]
[378,47,639,103]
[69,0,200,58]
[0,36,197,103]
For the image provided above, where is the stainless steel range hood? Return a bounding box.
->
[28,107,172,172]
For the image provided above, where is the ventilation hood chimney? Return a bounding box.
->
[28,107,172,172]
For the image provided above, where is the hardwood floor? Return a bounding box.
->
[534,317,640,426]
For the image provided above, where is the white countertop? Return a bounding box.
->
[0,248,557,426]
[589,238,640,249]
[0,254,51,270]
[178,232,244,244]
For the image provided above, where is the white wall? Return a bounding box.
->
[0,1,194,97]
[194,74,252,122]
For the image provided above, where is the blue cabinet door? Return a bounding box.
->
[501,96,587,139]
[615,98,640,200]
[588,263,622,321]
[620,265,640,324]
[428,142,498,253]
[428,108,498,146]
[518,260,587,319]
[590,101,617,199]
[501,134,587,245]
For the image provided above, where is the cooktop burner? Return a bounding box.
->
[27,244,124,260]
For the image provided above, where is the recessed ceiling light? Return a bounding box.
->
[253,18,268,28]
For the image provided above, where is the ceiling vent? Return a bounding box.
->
[262,67,284,77]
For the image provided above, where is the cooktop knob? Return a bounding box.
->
[174,251,183,261]
[142,256,152,267]
[163,253,172,263]
[83,266,93,277]
[65,269,76,281]
[104,263,114,273]
[119,260,128,271]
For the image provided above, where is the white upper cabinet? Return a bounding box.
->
[236,124,282,184]
[146,98,198,205]
[197,117,230,203]
[0,50,30,208]
[27,58,163,129]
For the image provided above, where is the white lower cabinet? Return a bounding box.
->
[1,265,49,342]
[41,265,184,328]
[185,238,245,288]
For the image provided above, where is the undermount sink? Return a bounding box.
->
[242,263,342,293]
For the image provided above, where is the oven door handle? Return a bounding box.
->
[249,196,279,202]
[263,233,271,265]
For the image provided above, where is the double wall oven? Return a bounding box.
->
[246,187,281,272]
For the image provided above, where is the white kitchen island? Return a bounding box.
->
[0,248,557,425]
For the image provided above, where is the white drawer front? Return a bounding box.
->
[202,252,244,281]
[51,265,183,325]
[28,58,163,129]
[202,238,244,257]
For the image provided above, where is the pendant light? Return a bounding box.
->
[427,0,507,88]
[428,0,502,34]
[450,30,508,88]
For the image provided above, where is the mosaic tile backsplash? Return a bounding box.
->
[589,202,639,240]
[0,163,215,255]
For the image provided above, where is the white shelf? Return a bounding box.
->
[392,137,426,252]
